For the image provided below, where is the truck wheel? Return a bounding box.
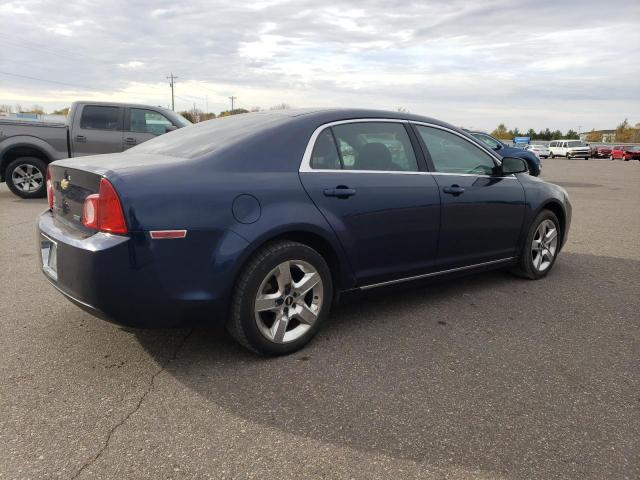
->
[549,152,554,159]
[6,157,48,199]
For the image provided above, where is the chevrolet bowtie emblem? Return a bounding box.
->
[60,178,70,190]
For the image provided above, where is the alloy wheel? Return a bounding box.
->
[254,260,324,344]
[531,219,558,272]
[11,164,44,192]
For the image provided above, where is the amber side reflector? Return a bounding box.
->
[149,230,188,239]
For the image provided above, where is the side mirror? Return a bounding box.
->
[165,125,178,133]
[500,157,528,174]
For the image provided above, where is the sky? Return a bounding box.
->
[0,0,638,132]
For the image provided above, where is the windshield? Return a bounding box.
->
[173,113,192,127]
[567,141,585,148]
[472,133,502,149]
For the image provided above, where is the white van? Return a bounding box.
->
[548,140,590,159]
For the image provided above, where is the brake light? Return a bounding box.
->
[82,178,128,234]
[46,168,54,210]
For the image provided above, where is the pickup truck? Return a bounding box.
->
[0,101,191,198]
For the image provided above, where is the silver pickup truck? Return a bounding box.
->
[0,101,191,198]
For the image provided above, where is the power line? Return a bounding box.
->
[0,70,94,90]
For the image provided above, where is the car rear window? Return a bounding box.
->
[129,112,291,159]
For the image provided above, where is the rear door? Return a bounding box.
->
[299,120,441,286]
[413,123,525,269]
[70,105,124,156]
[123,107,177,150]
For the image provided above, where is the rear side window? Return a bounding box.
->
[416,125,496,175]
[310,129,341,169]
[310,122,418,172]
[79,106,121,131]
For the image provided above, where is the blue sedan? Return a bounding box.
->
[39,109,571,355]
[466,131,542,176]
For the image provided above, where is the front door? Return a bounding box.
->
[71,105,124,156]
[123,108,177,150]
[299,121,441,286]
[413,124,526,269]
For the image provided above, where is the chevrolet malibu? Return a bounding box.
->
[39,109,572,355]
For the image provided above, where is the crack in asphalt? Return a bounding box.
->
[70,328,195,479]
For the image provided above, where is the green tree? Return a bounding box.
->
[491,123,509,140]
[565,129,579,139]
[52,107,70,116]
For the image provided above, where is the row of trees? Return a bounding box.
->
[178,103,292,123]
[490,124,579,141]
[0,104,69,115]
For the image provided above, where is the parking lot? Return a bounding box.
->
[1,159,638,479]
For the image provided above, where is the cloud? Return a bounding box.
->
[0,0,638,130]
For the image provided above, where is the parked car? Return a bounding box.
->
[548,140,590,159]
[525,144,550,158]
[0,101,191,198]
[466,131,541,176]
[39,109,571,355]
[591,145,612,159]
[610,145,640,161]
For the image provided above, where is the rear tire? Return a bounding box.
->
[549,152,555,159]
[512,210,561,280]
[227,240,333,356]
[5,157,48,199]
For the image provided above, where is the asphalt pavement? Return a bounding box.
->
[1,159,638,479]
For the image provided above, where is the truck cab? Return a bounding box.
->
[0,101,191,198]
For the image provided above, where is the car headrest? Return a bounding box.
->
[356,142,393,171]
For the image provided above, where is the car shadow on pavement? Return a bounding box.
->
[134,252,639,479]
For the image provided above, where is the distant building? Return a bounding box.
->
[579,130,615,142]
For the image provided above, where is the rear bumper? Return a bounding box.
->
[37,211,248,328]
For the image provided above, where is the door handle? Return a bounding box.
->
[124,137,137,145]
[75,135,87,143]
[323,186,356,198]
[443,184,465,195]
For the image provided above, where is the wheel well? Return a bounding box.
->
[1,146,51,181]
[542,201,566,244]
[250,231,346,291]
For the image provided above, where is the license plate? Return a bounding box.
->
[41,235,58,281]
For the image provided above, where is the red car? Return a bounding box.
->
[610,145,640,161]
[592,145,612,158]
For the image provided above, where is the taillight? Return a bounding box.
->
[82,178,128,234]
[46,168,54,210]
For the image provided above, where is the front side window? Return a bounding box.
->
[310,122,418,172]
[80,106,121,130]
[129,109,174,135]
[416,125,497,175]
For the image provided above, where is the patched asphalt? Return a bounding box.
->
[1,159,638,479]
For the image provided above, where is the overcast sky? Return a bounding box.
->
[1,0,638,131]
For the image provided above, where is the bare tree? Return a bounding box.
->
[269,103,291,110]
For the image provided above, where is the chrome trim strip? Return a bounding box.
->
[299,118,409,173]
[298,117,515,178]
[359,257,517,290]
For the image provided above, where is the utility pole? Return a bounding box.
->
[228,96,237,112]
[205,95,208,114]
[166,73,178,111]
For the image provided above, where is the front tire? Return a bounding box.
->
[6,157,48,199]
[513,210,561,280]
[549,152,555,159]
[227,240,333,355]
